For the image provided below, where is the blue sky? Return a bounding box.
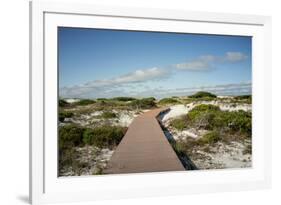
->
[59,27,252,99]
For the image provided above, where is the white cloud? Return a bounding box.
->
[174,51,248,71]
[101,67,169,85]
[60,67,169,98]
[224,52,248,62]
[198,55,216,62]
[174,54,214,71]
[175,61,209,71]
[60,51,249,98]
[131,82,252,99]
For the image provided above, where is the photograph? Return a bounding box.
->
[58,27,252,176]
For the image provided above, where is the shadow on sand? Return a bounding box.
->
[157,108,198,170]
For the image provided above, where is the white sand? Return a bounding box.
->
[159,102,252,169]
[199,101,251,112]
[160,102,251,141]
[161,101,251,123]
[181,129,199,139]
[167,128,208,140]
[64,98,81,103]
[161,104,191,122]
[192,141,252,169]
[170,129,199,140]
[90,111,103,116]
[114,111,139,127]
[60,146,114,176]
[62,109,140,128]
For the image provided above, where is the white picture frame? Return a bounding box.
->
[30,1,272,204]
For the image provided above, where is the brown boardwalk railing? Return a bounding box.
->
[104,108,185,174]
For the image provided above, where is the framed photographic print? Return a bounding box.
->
[30,1,271,204]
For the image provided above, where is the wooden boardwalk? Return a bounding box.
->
[104,108,185,174]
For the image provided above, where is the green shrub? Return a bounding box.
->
[82,129,94,145]
[59,124,127,150]
[234,95,251,100]
[74,99,95,106]
[144,97,156,101]
[189,91,217,99]
[96,100,107,106]
[96,98,108,101]
[188,104,220,122]
[170,116,188,131]
[172,141,187,156]
[233,95,252,104]
[130,98,156,109]
[158,98,179,105]
[100,111,117,119]
[59,124,84,149]
[227,110,251,135]
[59,147,77,168]
[187,104,251,137]
[189,104,220,113]
[198,131,221,144]
[59,111,74,122]
[59,147,89,176]
[59,99,69,107]
[196,112,217,129]
[112,97,136,102]
[82,126,127,148]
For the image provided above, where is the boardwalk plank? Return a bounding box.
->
[104,108,185,174]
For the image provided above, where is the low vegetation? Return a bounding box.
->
[59,99,69,107]
[170,115,188,131]
[74,99,96,106]
[198,130,221,144]
[59,91,252,173]
[111,97,136,102]
[59,124,127,175]
[169,104,251,138]
[188,104,251,136]
[59,147,83,174]
[59,111,74,122]
[189,91,217,99]
[59,124,85,150]
[59,124,126,150]
[129,98,156,109]
[99,111,117,119]
[156,92,252,170]
[158,98,179,105]
[83,126,127,149]
[233,95,252,104]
